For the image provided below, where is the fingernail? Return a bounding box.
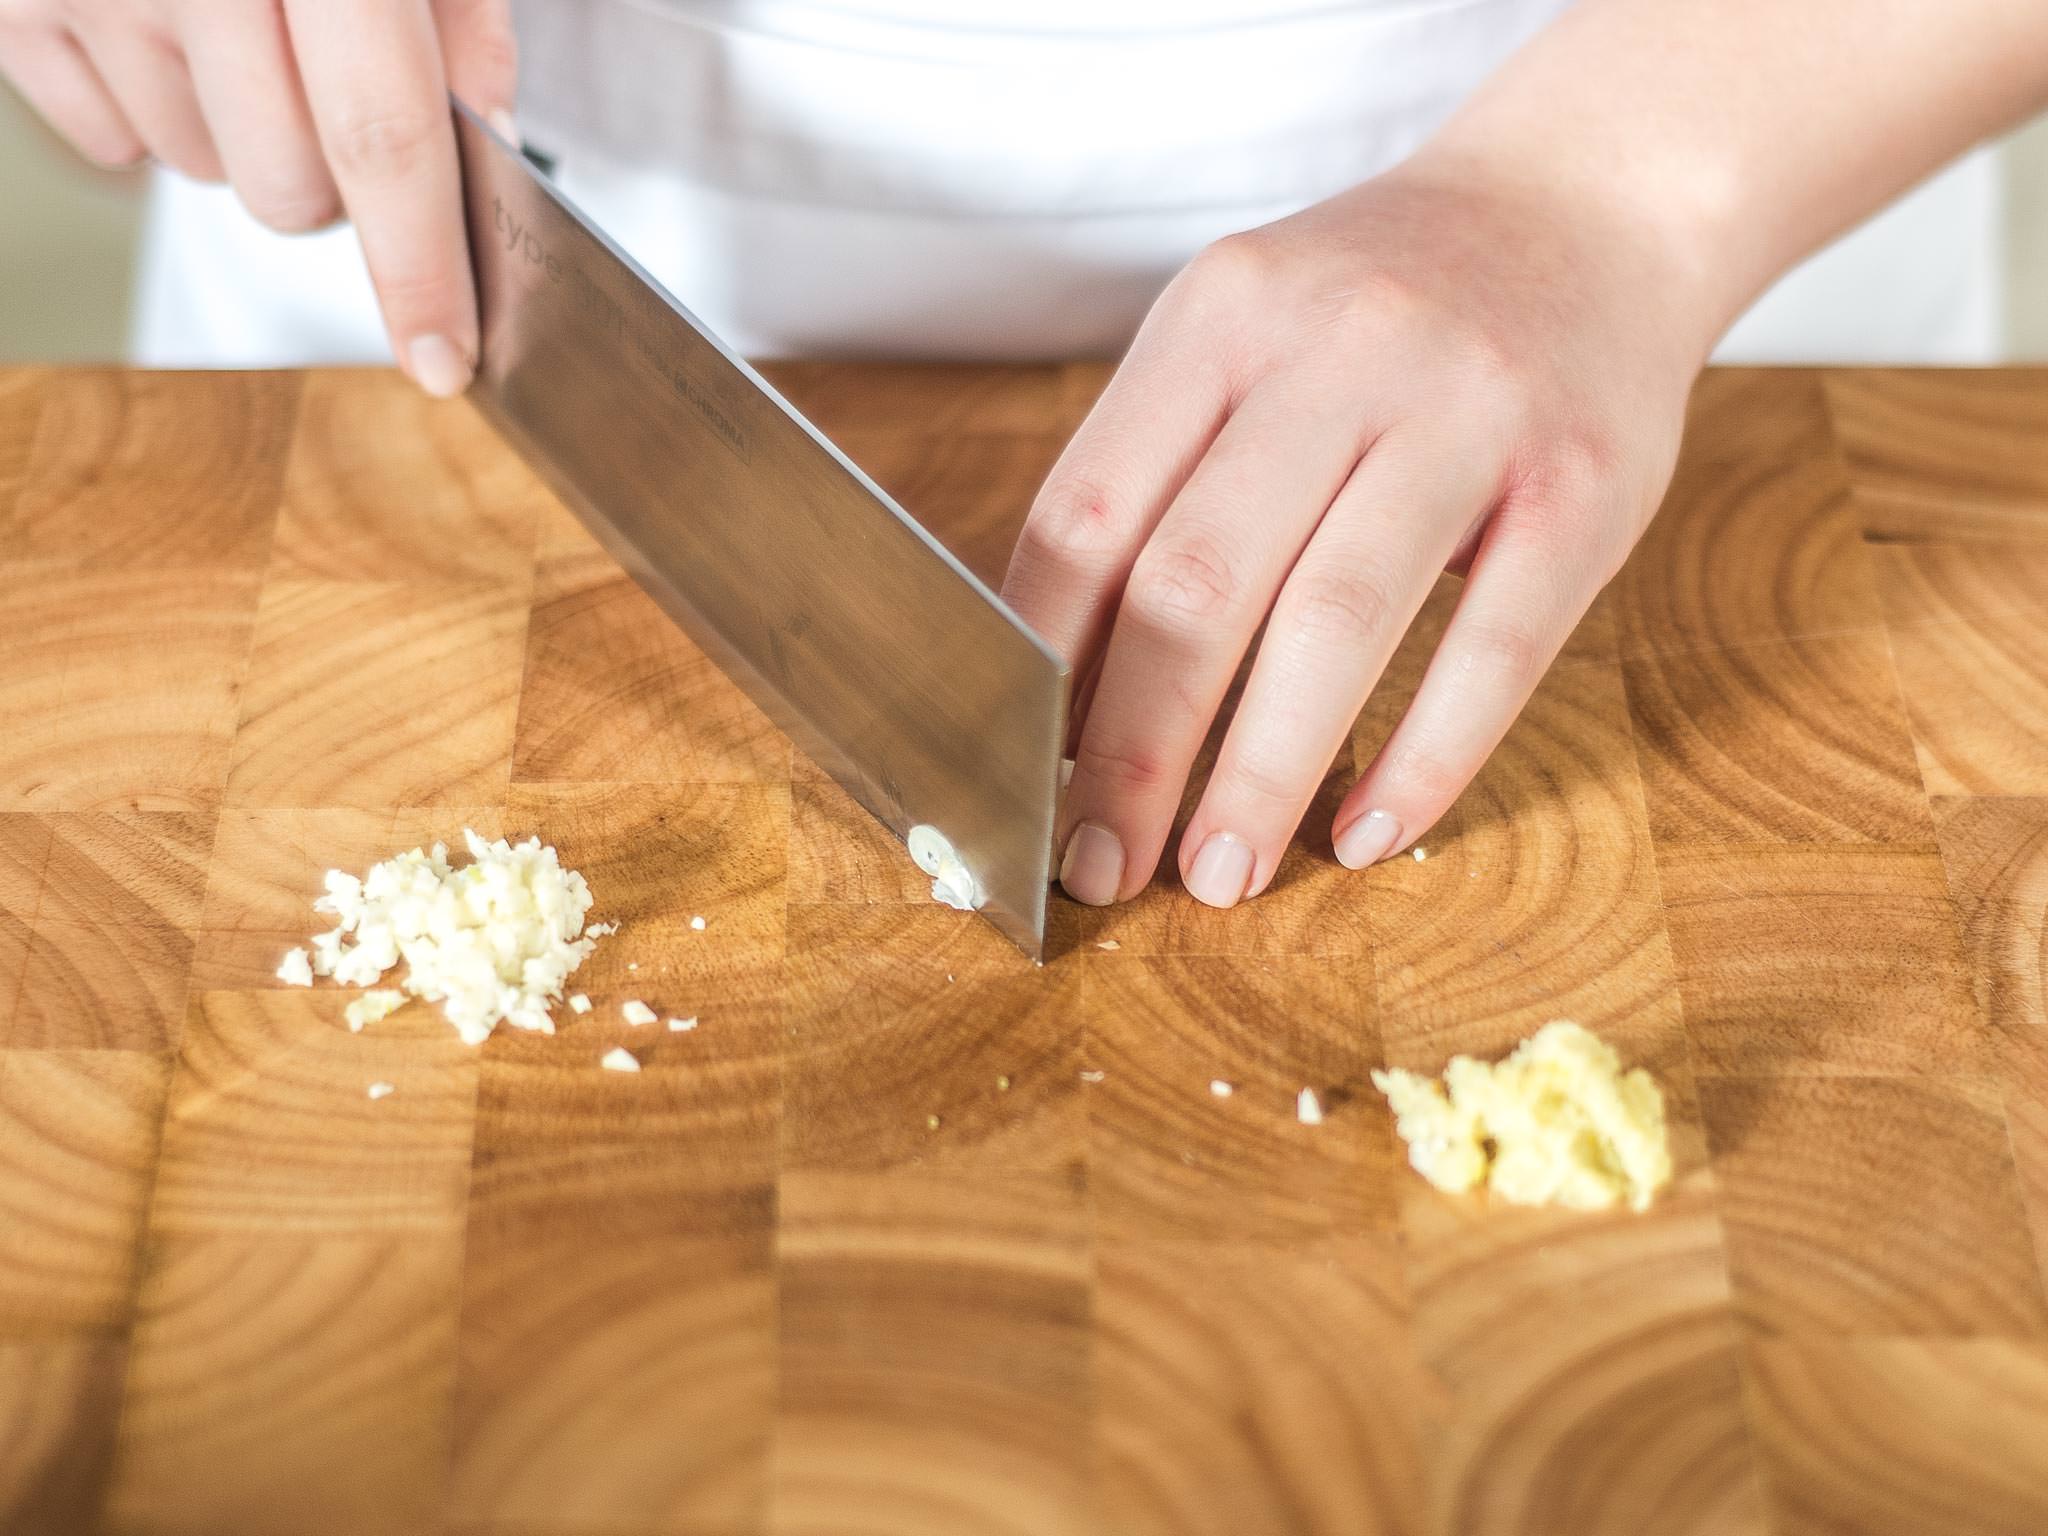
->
[1186,832,1255,909]
[1059,821,1125,907]
[489,109,520,144]
[1334,809,1403,869]
[408,334,470,399]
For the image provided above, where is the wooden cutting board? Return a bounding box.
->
[2,362,2045,1535]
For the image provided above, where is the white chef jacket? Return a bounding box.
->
[129,0,2004,366]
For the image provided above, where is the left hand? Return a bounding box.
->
[1000,150,1711,908]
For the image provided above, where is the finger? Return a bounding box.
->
[1063,650,1102,757]
[0,24,144,166]
[1333,508,1609,866]
[284,0,476,395]
[430,0,518,136]
[999,279,1236,676]
[74,25,221,179]
[1179,425,1502,902]
[183,0,338,232]
[1057,381,1374,907]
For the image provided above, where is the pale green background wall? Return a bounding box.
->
[2010,118,2048,354]
[0,85,146,361]
[3,79,2045,362]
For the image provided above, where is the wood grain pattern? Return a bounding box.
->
[513,523,790,786]
[1622,631,1929,844]
[1612,371,1884,657]
[453,1042,774,1530]
[1742,1338,2048,1535]
[102,1234,465,1536]
[1871,541,2048,795]
[0,567,262,812]
[149,990,481,1235]
[1096,1238,1429,1536]
[1825,368,2048,540]
[1086,956,1391,1241]
[775,1172,1092,1536]
[270,371,547,585]
[1931,795,2048,1298]
[1,363,2045,1533]
[1700,1074,2047,1337]
[1659,844,1989,1077]
[0,1052,168,1328]
[0,1335,126,1536]
[0,369,44,521]
[222,580,528,809]
[8,370,300,572]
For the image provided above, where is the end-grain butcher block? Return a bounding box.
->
[2,361,2046,1535]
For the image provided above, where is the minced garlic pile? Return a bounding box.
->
[1372,1021,1672,1212]
[276,829,602,1046]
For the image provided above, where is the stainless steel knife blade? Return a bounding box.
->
[452,100,1067,958]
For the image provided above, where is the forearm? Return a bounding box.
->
[1414,0,2048,361]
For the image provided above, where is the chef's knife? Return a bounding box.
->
[451,100,1067,959]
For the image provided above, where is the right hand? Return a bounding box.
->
[0,0,518,396]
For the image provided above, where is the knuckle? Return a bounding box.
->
[364,262,465,320]
[448,8,519,91]
[1502,432,1627,549]
[324,104,442,181]
[1316,266,1429,341]
[1175,230,1276,315]
[1022,476,1127,574]
[1454,617,1549,692]
[1382,739,1461,802]
[168,144,226,183]
[1125,533,1244,636]
[1220,750,1304,813]
[1285,566,1395,652]
[1528,428,1626,515]
[243,181,342,234]
[1074,731,1180,800]
[80,129,148,168]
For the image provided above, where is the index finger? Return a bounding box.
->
[283,0,474,396]
[998,276,1235,675]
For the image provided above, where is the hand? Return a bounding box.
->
[1001,153,1712,908]
[0,0,518,395]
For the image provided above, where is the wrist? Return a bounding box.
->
[1396,126,1744,373]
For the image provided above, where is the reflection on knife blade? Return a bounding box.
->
[452,98,1068,958]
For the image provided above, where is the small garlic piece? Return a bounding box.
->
[568,994,592,1014]
[621,1000,657,1026]
[600,1046,641,1073]
[366,1081,395,1100]
[1297,1087,1324,1126]
[905,823,985,912]
[276,947,314,987]
[344,989,408,1033]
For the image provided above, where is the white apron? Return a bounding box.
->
[129,0,2004,365]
